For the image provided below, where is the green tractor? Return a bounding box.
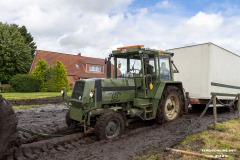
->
[66,45,185,140]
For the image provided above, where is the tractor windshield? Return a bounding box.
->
[114,53,157,78]
[116,57,141,78]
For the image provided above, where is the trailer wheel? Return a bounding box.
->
[95,112,125,140]
[155,86,184,123]
[0,95,18,160]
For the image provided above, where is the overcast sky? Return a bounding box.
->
[1,0,240,58]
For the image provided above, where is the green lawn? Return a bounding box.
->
[0,91,72,100]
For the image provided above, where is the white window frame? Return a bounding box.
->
[89,65,101,72]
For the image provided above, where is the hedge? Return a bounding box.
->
[10,74,41,92]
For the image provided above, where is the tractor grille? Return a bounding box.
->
[71,81,85,100]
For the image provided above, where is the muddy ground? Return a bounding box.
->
[12,105,238,160]
[9,97,62,106]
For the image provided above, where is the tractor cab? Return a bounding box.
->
[109,45,176,98]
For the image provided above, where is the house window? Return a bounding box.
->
[89,65,101,72]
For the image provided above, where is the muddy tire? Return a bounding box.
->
[155,86,184,123]
[95,112,125,140]
[66,111,77,127]
[0,95,18,160]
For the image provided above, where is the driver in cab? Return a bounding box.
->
[143,55,153,75]
[145,60,153,75]
[160,62,170,79]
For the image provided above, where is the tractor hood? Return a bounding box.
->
[71,78,136,105]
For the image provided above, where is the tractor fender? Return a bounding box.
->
[154,81,184,100]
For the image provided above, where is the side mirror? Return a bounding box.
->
[173,70,179,73]
[171,60,179,73]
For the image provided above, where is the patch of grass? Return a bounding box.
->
[182,134,198,145]
[1,91,72,100]
[132,149,161,160]
[227,119,238,124]
[209,123,228,131]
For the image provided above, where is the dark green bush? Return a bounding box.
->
[10,74,41,92]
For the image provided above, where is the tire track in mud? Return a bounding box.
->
[16,104,70,144]
[14,133,85,160]
[13,105,238,160]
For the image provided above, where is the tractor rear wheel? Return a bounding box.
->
[155,86,184,123]
[0,95,18,160]
[95,112,125,140]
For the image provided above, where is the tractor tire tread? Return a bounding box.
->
[95,112,125,140]
[155,85,184,123]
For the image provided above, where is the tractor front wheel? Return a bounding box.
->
[95,112,125,140]
[155,86,184,123]
[65,111,78,128]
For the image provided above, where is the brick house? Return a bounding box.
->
[29,50,114,89]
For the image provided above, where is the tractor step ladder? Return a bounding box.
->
[138,103,154,120]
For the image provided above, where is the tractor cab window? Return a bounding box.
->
[143,54,157,85]
[117,57,141,78]
[145,58,155,75]
[143,54,156,75]
[160,58,171,79]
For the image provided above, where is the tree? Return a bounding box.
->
[45,61,70,92]
[0,22,34,83]
[16,25,37,58]
[32,60,70,92]
[32,59,48,91]
[54,61,70,91]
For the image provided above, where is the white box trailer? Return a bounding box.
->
[167,42,240,104]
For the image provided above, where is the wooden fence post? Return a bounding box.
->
[185,92,189,113]
[213,95,217,129]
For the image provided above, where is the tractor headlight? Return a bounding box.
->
[89,88,95,98]
[89,92,94,98]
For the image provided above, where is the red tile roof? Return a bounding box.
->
[30,50,111,79]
